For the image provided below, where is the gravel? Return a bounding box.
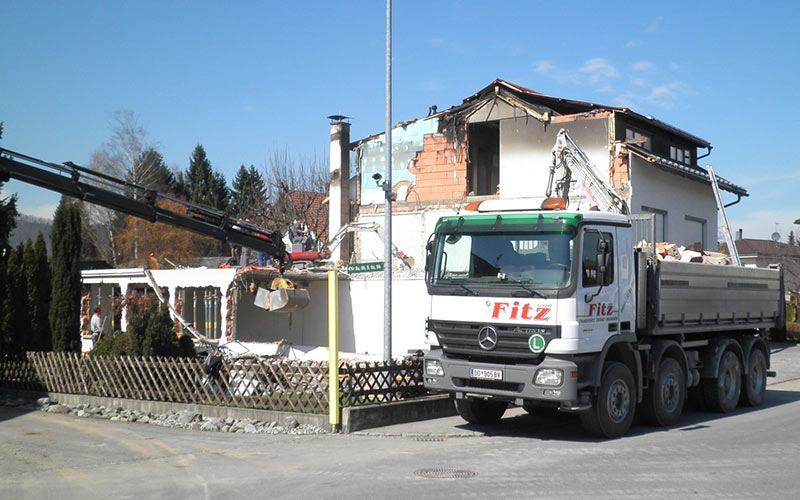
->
[0,393,327,435]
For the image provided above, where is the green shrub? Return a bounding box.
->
[177,334,197,358]
[90,331,130,357]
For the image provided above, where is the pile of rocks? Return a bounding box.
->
[0,393,327,435]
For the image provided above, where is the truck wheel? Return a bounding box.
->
[739,349,767,407]
[703,350,741,413]
[580,362,635,438]
[455,399,507,425]
[641,357,685,426]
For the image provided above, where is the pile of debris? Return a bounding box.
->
[636,241,731,265]
[0,394,327,435]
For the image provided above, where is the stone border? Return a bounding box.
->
[4,389,457,434]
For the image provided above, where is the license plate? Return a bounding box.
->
[470,368,503,380]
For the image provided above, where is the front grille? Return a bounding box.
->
[454,378,524,393]
[430,320,558,362]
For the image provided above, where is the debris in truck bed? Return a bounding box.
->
[636,241,731,265]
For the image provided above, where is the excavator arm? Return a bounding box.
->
[544,129,629,215]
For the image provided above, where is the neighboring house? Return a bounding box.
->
[726,238,800,297]
[330,79,746,268]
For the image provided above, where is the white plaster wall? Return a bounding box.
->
[354,209,457,269]
[499,117,611,200]
[629,155,718,249]
[234,276,430,356]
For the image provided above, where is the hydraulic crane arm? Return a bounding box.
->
[544,129,629,215]
[0,147,287,266]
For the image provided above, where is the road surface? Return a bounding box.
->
[2,343,799,499]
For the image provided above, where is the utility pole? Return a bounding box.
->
[383,0,393,365]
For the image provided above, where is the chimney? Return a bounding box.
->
[328,117,351,263]
[737,229,743,240]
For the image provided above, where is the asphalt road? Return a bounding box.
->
[2,343,800,500]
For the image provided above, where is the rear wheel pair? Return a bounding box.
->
[696,348,765,412]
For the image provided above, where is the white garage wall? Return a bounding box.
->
[234,276,430,357]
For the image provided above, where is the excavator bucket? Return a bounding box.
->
[253,282,311,313]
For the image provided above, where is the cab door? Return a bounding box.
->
[576,226,620,353]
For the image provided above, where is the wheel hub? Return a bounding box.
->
[607,380,630,423]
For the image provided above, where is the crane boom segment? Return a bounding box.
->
[0,147,286,265]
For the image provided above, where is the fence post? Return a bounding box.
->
[328,270,340,428]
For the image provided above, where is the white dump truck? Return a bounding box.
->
[422,131,784,438]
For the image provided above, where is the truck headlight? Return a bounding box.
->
[425,359,444,377]
[534,368,563,386]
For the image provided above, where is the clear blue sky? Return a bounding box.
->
[1,1,798,241]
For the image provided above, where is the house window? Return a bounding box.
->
[641,206,667,242]
[626,128,651,151]
[468,121,500,196]
[670,146,692,166]
[684,215,706,251]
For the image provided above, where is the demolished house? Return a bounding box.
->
[81,79,748,357]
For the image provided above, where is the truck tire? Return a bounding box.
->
[641,357,685,427]
[740,348,767,407]
[703,350,741,413]
[455,399,507,425]
[580,362,635,438]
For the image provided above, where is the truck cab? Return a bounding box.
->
[423,206,635,420]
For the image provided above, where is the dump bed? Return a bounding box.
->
[637,257,784,335]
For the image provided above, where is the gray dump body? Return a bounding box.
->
[637,256,784,335]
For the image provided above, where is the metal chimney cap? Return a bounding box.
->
[327,114,351,123]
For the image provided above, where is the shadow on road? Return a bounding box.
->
[453,388,800,442]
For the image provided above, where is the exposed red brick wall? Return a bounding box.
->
[611,152,630,199]
[406,134,468,202]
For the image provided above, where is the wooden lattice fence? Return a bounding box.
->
[0,352,426,415]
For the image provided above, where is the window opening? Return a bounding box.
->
[468,121,500,196]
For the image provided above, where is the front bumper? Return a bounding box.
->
[423,349,579,404]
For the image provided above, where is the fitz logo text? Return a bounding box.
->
[489,301,551,321]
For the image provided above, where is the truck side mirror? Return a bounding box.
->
[424,237,435,280]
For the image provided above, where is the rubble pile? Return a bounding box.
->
[0,393,327,435]
[636,241,731,265]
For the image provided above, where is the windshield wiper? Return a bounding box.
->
[502,279,547,298]
[450,283,478,296]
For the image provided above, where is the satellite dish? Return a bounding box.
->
[771,231,781,242]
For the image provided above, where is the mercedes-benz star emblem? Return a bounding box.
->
[478,326,499,351]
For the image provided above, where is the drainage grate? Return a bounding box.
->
[414,468,478,479]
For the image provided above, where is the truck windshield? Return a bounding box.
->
[432,231,574,289]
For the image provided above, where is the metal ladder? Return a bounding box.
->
[708,164,741,266]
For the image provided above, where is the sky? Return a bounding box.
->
[1,0,799,242]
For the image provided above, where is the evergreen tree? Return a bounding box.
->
[127,302,147,357]
[49,199,82,352]
[231,164,267,220]
[0,121,20,359]
[2,246,29,357]
[143,303,177,357]
[26,232,51,351]
[789,230,796,247]
[178,144,230,212]
[128,148,175,193]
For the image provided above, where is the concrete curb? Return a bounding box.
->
[341,394,457,433]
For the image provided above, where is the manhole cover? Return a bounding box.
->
[414,468,477,479]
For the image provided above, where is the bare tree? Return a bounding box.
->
[84,110,164,263]
[263,147,329,251]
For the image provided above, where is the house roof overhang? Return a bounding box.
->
[626,143,747,196]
